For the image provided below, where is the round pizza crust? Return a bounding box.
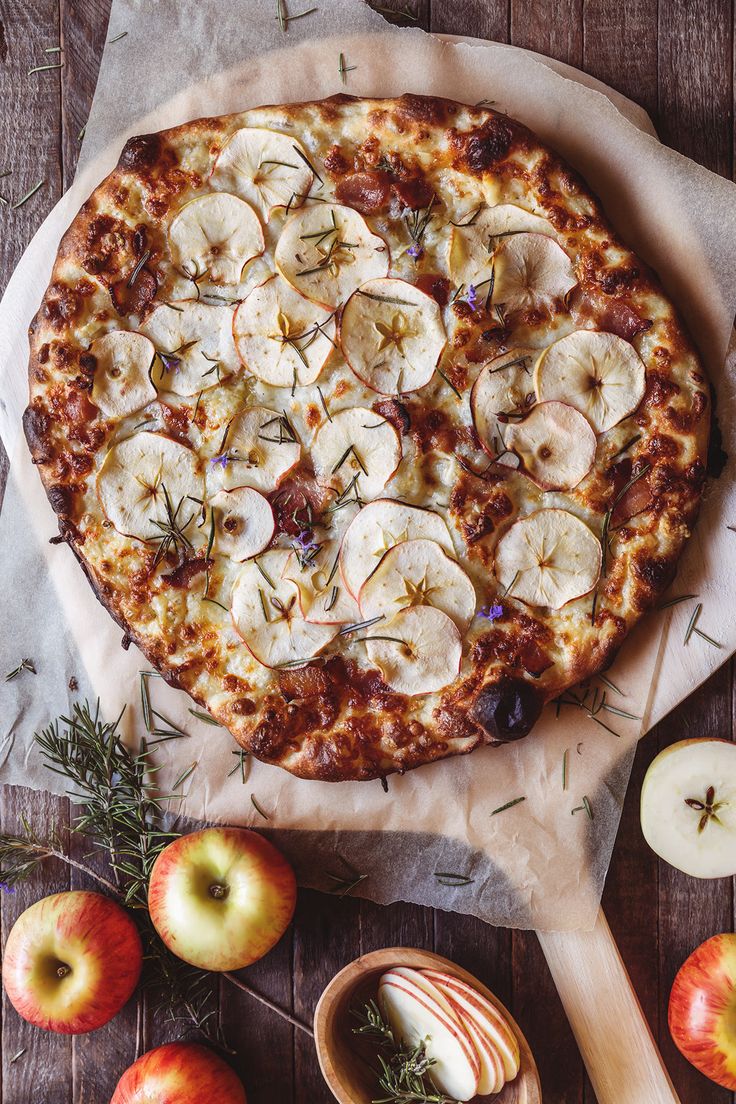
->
[24,94,710,782]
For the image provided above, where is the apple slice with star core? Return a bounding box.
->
[358,537,476,632]
[364,606,462,696]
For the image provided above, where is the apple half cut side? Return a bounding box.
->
[421,969,521,1083]
[640,738,736,878]
[340,278,446,395]
[90,330,157,420]
[167,192,265,286]
[206,406,301,495]
[385,967,503,1095]
[275,202,389,309]
[231,548,338,668]
[358,537,477,633]
[534,329,646,433]
[140,300,240,397]
[339,497,455,599]
[504,400,597,492]
[210,126,313,222]
[378,973,480,1101]
[495,507,602,609]
[233,273,336,387]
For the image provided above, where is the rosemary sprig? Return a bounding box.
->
[5,658,36,682]
[227,749,251,783]
[351,1006,456,1104]
[148,485,196,570]
[352,999,395,1046]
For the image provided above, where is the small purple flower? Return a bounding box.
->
[209,453,230,469]
[478,603,504,622]
[464,284,479,311]
[158,352,181,374]
[294,529,319,555]
[0,882,16,895]
[407,242,424,260]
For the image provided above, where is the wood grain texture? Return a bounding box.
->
[1,2,736,1103]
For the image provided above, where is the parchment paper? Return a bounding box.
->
[1,0,735,931]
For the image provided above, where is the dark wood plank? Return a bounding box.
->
[658,0,733,177]
[292,889,362,1103]
[430,0,508,41]
[59,0,112,190]
[583,0,658,121]
[0,0,63,297]
[509,0,582,66]
[1,790,72,1104]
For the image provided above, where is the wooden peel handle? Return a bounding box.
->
[538,910,681,1104]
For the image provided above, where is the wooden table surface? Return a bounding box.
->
[1,1,734,1102]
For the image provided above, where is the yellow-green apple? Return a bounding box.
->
[668,933,736,1090]
[111,1042,246,1103]
[1,890,141,1033]
[640,738,736,877]
[147,827,296,971]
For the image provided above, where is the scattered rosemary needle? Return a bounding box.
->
[562,748,569,791]
[5,658,36,682]
[28,62,63,75]
[188,708,221,727]
[45,46,62,53]
[338,52,357,84]
[658,593,698,610]
[78,123,86,141]
[250,794,270,820]
[572,796,594,820]
[9,1048,26,1064]
[597,673,623,696]
[326,859,368,897]
[436,368,461,399]
[12,180,45,209]
[491,796,526,816]
[228,749,250,783]
[109,30,128,43]
[434,872,474,887]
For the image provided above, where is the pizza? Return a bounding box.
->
[24,94,710,782]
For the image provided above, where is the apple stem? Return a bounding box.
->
[45,847,126,901]
[56,964,71,978]
[208,883,228,899]
[222,972,314,1036]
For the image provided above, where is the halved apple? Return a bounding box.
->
[492,232,577,314]
[230,549,338,668]
[211,127,313,221]
[167,192,264,285]
[340,278,446,395]
[378,970,480,1100]
[207,407,301,495]
[359,538,476,632]
[140,301,240,397]
[90,331,157,419]
[311,407,401,500]
[470,347,538,457]
[364,606,462,696]
[421,969,521,1083]
[208,487,275,562]
[232,274,335,387]
[449,203,557,289]
[282,538,360,625]
[534,329,646,433]
[339,498,455,598]
[97,432,203,542]
[495,508,601,609]
[387,967,503,1096]
[275,203,388,308]
[505,400,596,491]
[640,738,736,879]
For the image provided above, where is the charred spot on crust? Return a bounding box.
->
[335,170,392,214]
[43,282,81,329]
[469,678,544,742]
[460,118,514,173]
[110,267,158,316]
[161,557,211,589]
[373,397,411,435]
[23,404,50,460]
[632,552,677,597]
[395,94,450,126]
[119,133,163,170]
[47,484,74,518]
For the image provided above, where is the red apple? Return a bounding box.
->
[147,827,296,971]
[111,1042,246,1103]
[1,890,142,1034]
[668,932,736,1090]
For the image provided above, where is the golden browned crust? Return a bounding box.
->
[25,94,709,782]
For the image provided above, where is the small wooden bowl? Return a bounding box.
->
[314,947,542,1103]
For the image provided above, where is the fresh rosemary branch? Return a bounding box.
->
[352,1003,457,1104]
[5,658,36,682]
